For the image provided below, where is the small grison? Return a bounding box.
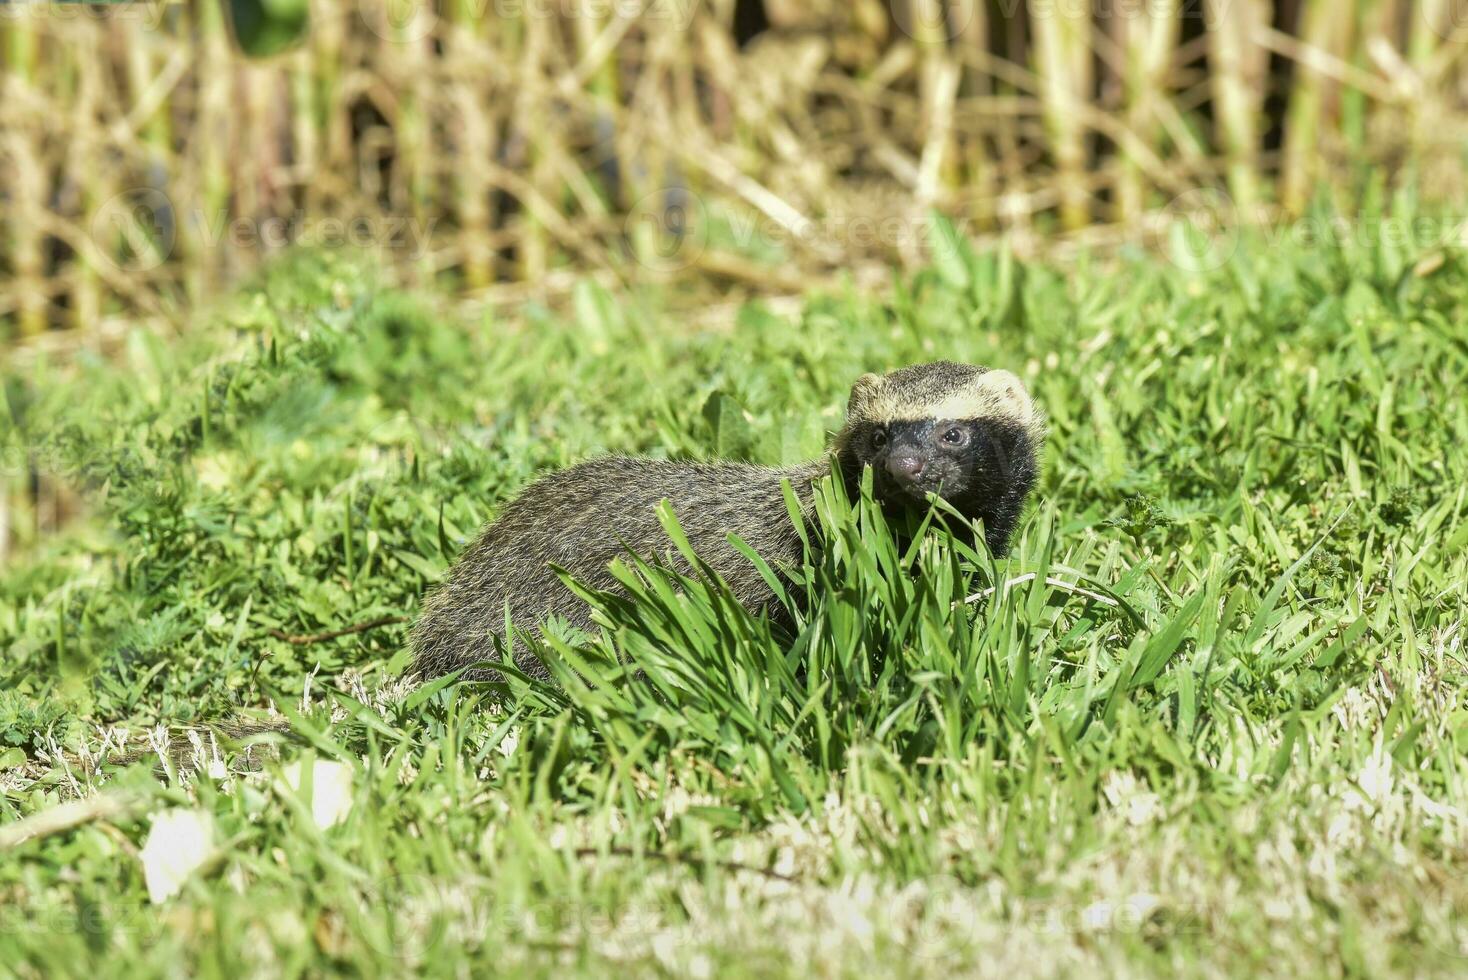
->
[410,361,1046,681]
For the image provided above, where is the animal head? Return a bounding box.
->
[833,361,1046,545]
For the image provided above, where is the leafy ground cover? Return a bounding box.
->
[2,204,1467,976]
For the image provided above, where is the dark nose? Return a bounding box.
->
[887,454,925,481]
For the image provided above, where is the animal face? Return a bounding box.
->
[843,416,1033,509]
[834,361,1045,527]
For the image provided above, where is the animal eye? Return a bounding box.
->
[942,427,967,446]
[872,428,887,448]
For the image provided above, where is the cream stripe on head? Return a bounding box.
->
[846,362,1045,440]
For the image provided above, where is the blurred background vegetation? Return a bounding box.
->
[3,0,1468,342]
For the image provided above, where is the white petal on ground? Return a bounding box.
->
[139,808,216,904]
[280,759,355,830]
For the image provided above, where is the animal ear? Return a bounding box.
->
[978,369,1033,418]
[847,373,884,415]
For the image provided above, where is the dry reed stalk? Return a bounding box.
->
[290,48,319,207]
[1410,0,1450,70]
[950,0,995,229]
[1280,0,1341,213]
[237,65,273,228]
[1115,0,1179,221]
[447,1,497,290]
[908,0,956,208]
[512,11,551,284]
[193,0,234,304]
[1206,0,1268,209]
[3,12,47,336]
[393,6,435,286]
[0,473,8,565]
[70,24,106,332]
[1405,0,1453,183]
[1032,0,1094,229]
[310,1,350,201]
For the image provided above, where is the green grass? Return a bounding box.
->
[3,202,1468,977]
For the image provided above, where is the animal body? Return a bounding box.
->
[410,361,1046,681]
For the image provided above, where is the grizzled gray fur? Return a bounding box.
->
[410,361,1046,681]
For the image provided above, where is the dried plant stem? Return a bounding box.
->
[4,13,46,336]
[192,0,233,303]
[0,791,144,851]
[1207,0,1268,209]
[1117,0,1180,221]
[1410,0,1450,70]
[1032,2,1094,229]
[960,574,1119,608]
